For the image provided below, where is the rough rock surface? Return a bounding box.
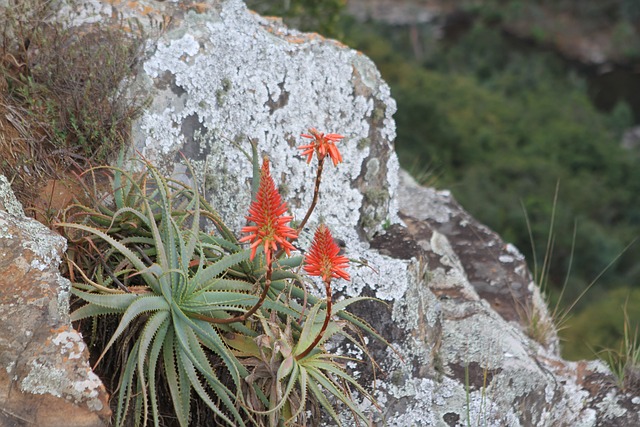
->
[0,176,111,427]
[6,0,638,425]
[366,171,640,426]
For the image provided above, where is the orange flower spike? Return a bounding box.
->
[240,158,297,264]
[304,224,350,282]
[299,127,345,167]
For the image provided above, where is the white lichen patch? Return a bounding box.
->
[136,0,396,234]
[430,231,466,276]
[0,174,25,217]
[499,254,515,263]
[596,390,628,419]
[73,370,102,400]
[339,244,413,300]
[460,388,515,427]
[380,378,440,427]
[52,330,87,360]
[56,276,71,321]
[505,243,525,260]
[21,361,67,397]
[21,356,105,406]
[398,171,453,224]
[18,217,66,271]
[139,107,186,156]
[0,216,11,238]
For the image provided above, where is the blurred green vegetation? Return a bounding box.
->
[563,287,640,361]
[244,0,345,37]
[462,0,640,60]
[245,0,640,361]
[342,18,640,360]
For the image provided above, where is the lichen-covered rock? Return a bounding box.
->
[57,1,639,425]
[0,175,110,427]
[361,171,640,426]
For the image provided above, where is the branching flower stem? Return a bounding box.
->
[296,156,325,233]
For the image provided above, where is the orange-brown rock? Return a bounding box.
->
[0,175,110,427]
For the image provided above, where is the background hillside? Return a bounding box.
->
[246,0,640,361]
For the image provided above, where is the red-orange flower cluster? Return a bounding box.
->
[303,224,350,283]
[240,158,297,265]
[298,128,345,167]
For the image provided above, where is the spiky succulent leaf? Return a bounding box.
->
[224,332,261,357]
[61,222,161,293]
[307,375,342,426]
[95,295,169,367]
[295,302,325,355]
[193,248,253,287]
[147,314,170,427]
[71,288,139,309]
[162,331,190,426]
[70,303,128,320]
[115,340,141,427]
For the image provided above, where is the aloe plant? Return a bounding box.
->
[58,137,386,426]
[61,159,263,426]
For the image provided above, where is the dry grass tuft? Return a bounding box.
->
[0,0,147,210]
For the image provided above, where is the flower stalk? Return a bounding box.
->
[296,128,344,233]
[297,156,324,233]
[295,278,332,360]
[295,224,350,360]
